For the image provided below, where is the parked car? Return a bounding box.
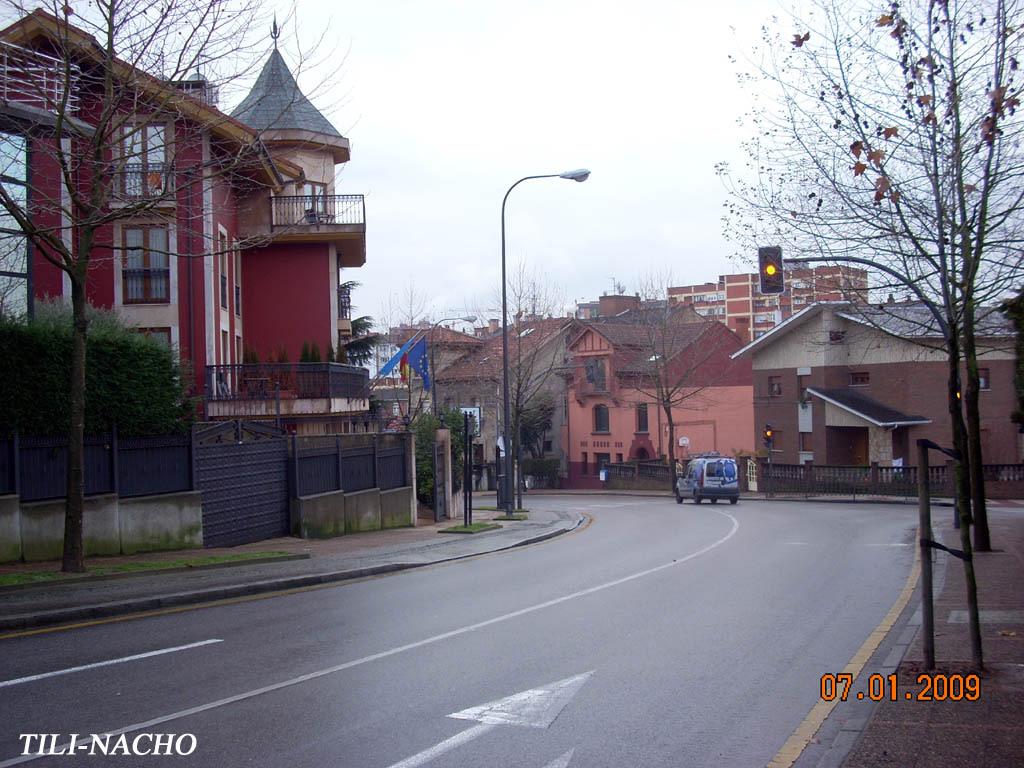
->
[675,453,739,505]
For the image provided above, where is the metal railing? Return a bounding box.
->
[117,163,173,199]
[205,362,369,402]
[293,433,408,496]
[338,285,351,320]
[271,194,365,227]
[0,40,80,113]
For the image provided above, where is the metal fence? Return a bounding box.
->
[271,194,365,227]
[760,461,963,498]
[605,461,672,482]
[0,431,191,502]
[293,433,409,497]
[205,363,369,402]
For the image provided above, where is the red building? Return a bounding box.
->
[563,296,753,488]
[667,266,868,342]
[0,12,369,434]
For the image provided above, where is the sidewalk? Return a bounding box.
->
[0,505,583,632]
[810,507,1024,767]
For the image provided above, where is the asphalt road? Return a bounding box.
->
[0,496,918,768]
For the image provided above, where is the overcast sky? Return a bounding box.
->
[250,0,769,327]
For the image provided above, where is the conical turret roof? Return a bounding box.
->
[231,49,341,138]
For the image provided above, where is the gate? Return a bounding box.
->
[746,457,758,492]
[194,421,289,547]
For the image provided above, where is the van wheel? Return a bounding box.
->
[711,498,719,504]
[693,494,702,504]
[729,497,738,505]
[675,492,683,504]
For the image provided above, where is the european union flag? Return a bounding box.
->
[406,337,430,390]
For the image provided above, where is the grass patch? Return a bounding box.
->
[475,506,529,514]
[439,522,503,534]
[492,513,529,521]
[0,551,291,588]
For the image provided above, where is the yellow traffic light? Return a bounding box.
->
[764,264,777,276]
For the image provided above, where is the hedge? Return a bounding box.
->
[0,304,194,436]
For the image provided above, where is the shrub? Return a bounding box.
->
[0,302,194,436]
[521,457,560,488]
[413,409,466,508]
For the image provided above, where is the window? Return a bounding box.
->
[595,453,611,471]
[219,233,229,309]
[593,404,610,433]
[0,132,29,318]
[979,368,990,390]
[581,452,588,475]
[850,371,870,386]
[770,429,782,452]
[769,376,782,397]
[123,225,169,303]
[221,330,229,363]
[122,124,168,198]
[799,432,812,452]
[135,327,171,346]
[829,330,846,344]
[636,403,649,433]
[543,439,553,453]
[234,245,241,315]
[584,358,607,390]
[616,453,623,463]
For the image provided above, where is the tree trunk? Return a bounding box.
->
[947,340,984,669]
[62,273,89,573]
[514,424,523,511]
[962,304,992,551]
[664,401,677,489]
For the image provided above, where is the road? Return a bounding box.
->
[0,496,917,767]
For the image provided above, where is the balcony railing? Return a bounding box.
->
[117,163,173,199]
[338,285,351,320]
[206,363,369,402]
[0,40,80,114]
[272,194,365,228]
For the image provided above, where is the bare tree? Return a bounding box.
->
[0,1,283,571]
[619,274,746,487]
[717,0,1023,667]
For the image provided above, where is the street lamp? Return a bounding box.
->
[500,169,590,513]
[430,315,477,416]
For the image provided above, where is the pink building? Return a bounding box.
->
[563,298,753,488]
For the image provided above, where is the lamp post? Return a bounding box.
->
[500,169,590,513]
[430,315,477,417]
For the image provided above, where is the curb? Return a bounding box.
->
[0,554,311,595]
[0,516,584,632]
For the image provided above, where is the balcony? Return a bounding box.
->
[205,362,369,421]
[337,284,352,338]
[268,194,366,267]
[116,163,174,202]
[0,40,81,117]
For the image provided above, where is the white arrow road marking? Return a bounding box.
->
[448,671,593,728]
[542,749,575,768]
[385,672,592,768]
[0,639,223,688]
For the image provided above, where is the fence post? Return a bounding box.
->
[336,435,343,492]
[12,430,20,498]
[235,419,243,443]
[917,440,936,670]
[870,461,879,496]
[372,434,379,489]
[291,434,300,499]
[189,423,197,491]
[110,423,120,496]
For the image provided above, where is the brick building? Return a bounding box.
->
[731,302,1019,467]
[667,266,869,342]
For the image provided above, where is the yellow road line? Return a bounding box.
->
[767,537,921,768]
[0,513,594,642]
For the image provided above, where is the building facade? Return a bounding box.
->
[0,11,369,435]
[731,302,1019,467]
[667,266,869,342]
[563,299,753,489]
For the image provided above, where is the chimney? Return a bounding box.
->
[488,318,500,333]
[598,294,641,316]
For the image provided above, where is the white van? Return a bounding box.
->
[675,453,740,505]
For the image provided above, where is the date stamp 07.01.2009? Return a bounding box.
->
[819,672,980,703]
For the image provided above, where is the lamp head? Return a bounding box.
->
[559,168,591,182]
[462,315,478,323]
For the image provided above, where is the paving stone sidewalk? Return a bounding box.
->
[0,505,582,631]
[840,508,1024,767]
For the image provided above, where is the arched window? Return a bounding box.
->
[593,404,609,433]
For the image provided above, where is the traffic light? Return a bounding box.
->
[763,424,774,449]
[758,246,785,294]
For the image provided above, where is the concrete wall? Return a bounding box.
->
[294,490,346,539]
[2,492,204,564]
[345,488,381,533]
[381,487,414,529]
[119,491,203,555]
[291,485,416,539]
